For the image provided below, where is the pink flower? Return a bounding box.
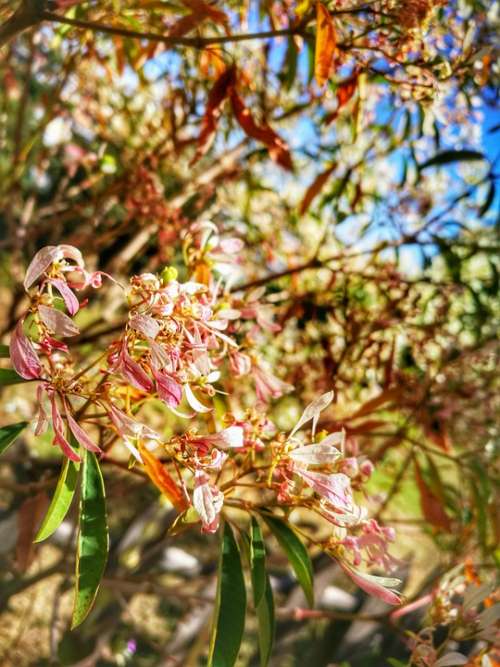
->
[63,398,101,453]
[24,245,84,291]
[229,350,251,376]
[295,469,354,513]
[289,392,335,439]
[192,470,224,533]
[253,361,293,403]
[10,320,42,380]
[339,563,402,606]
[108,404,162,461]
[48,390,80,462]
[49,278,80,315]
[115,342,153,393]
[188,426,244,455]
[129,314,160,340]
[153,368,182,408]
[289,438,342,466]
[38,305,80,338]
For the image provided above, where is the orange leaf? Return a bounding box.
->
[414,459,452,531]
[191,66,236,164]
[229,90,293,170]
[140,445,189,512]
[315,2,336,87]
[299,163,336,214]
[324,73,359,124]
[170,1,229,37]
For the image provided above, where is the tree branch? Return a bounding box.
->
[0,0,46,48]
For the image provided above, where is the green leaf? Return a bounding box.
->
[0,368,28,385]
[262,514,314,607]
[0,421,28,456]
[256,575,275,667]
[0,344,10,358]
[250,517,266,608]
[419,149,485,170]
[72,450,108,629]
[35,457,79,542]
[208,522,246,667]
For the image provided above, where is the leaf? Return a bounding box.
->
[419,149,485,170]
[324,74,358,124]
[191,66,236,164]
[0,368,29,385]
[0,421,28,455]
[315,2,336,87]
[250,517,266,607]
[139,444,189,511]
[168,1,229,38]
[262,514,314,606]
[256,575,275,667]
[414,458,452,531]
[229,90,293,171]
[0,344,9,358]
[208,522,246,667]
[299,163,336,215]
[15,492,49,572]
[72,450,108,629]
[35,457,79,542]
[479,181,495,217]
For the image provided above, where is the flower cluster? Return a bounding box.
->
[9,238,402,605]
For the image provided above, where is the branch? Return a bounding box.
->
[41,11,297,48]
[0,0,46,48]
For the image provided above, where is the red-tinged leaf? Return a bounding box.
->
[299,163,336,214]
[315,2,336,87]
[183,0,229,31]
[191,66,236,164]
[139,444,189,512]
[15,492,49,572]
[414,459,452,531]
[230,91,293,171]
[346,389,399,421]
[348,419,388,434]
[324,73,359,124]
[169,1,229,37]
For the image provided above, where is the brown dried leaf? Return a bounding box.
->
[230,90,293,170]
[15,492,50,573]
[191,66,236,164]
[315,2,336,87]
[414,459,452,531]
[299,163,336,214]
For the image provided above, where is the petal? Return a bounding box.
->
[119,346,153,392]
[24,246,60,290]
[129,314,160,340]
[10,320,42,379]
[65,403,101,453]
[340,564,402,605]
[50,278,80,315]
[290,391,334,438]
[38,305,80,337]
[153,369,182,408]
[289,441,342,466]
[50,393,81,462]
[184,384,211,413]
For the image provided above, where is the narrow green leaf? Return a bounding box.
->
[419,149,485,170]
[262,514,314,607]
[208,522,246,667]
[0,421,28,456]
[250,517,266,608]
[256,575,275,667]
[72,450,108,629]
[0,368,28,385]
[0,344,10,358]
[35,457,79,542]
[479,181,495,217]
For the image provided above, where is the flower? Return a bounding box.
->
[193,470,224,533]
[10,320,42,380]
